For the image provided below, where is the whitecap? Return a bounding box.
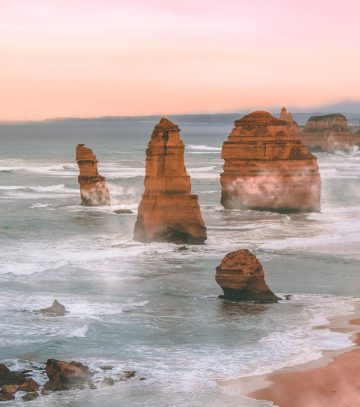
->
[187,145,221,151]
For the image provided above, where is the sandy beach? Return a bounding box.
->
[220,307,360,407]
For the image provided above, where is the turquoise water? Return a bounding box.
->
[0,117,359,406]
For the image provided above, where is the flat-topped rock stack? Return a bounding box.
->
[76,144,110,206]
[134,118,207,243]
[220,111,321,212]
[301,114,354,152]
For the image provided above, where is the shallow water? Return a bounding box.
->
[0,117,359,406]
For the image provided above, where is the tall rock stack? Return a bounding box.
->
[279,107,296,124]
[301,114,354,152]
[220,111,321,212]
[134,118,207,244]
[76,144,110,206]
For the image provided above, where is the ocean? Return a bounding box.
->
[0,115,359,406]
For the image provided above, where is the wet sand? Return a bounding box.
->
[219,308,360,407]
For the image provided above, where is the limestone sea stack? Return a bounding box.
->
[134,118,207,244]
[301,114,354,152]
[279,106,296,125]
[220,111,321,212]
[76,144,110,206]
[215,249,280,302]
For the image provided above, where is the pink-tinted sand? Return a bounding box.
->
[250,318,360,407]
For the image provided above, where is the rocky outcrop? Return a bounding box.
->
[0,364,39,401]
[301,114,354,152]
[76,144,110,206]
[134,118,207,244]
[35,299,66,317]
[44,359,93,391]
[215,249,280,302]
[220,111,321,212]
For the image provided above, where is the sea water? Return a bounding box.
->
[0,116,359,406]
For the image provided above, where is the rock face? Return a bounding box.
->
[35,299,66,317]
[301,114,354,152]
[215,249,280,302]
[76,144,110,206]
[44,359,92,391]
[134,118,207,243]
[220,111,321,212]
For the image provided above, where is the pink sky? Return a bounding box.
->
[1,0,360,121]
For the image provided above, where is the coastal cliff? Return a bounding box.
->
[220,111,321,212]
[301,113,354,152]
[134,118,207,243]
[76,144,110,206]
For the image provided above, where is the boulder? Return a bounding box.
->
[301,114,354,152]
[215,249,280,303]
[76,144,111,206]
[18,378,39,393]
[134,118,207,244]
[220,111,321,212]
[44,359,93,391]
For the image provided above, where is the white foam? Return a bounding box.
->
[187,145,221,151]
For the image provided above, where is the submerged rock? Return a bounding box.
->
[21,392,39,401]
[134,118,207,244]
[113,209,133,214]
[76,144,111,206]
[301,113,354,152]
[44,359,93,391]
[35,300,66,317]
[220,111,321,212]
[215,249,280,303]
[102,377,114,386]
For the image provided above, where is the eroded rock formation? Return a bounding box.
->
[76,144,110,206]
[301,114,354,152]
[215,249,280,302]
[220,111,321,212]
[134,118,207,243]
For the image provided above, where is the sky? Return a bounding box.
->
[1,0,360,121]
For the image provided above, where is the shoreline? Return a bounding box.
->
[218,301,360,406]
